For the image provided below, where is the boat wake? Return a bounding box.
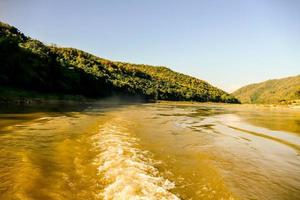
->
[93,118,180,200]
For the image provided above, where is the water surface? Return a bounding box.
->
[0,103,299,200]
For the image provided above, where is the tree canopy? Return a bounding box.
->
[0,21,239,103]
[233,75,300,104]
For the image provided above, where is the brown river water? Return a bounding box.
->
[0,102,299,200]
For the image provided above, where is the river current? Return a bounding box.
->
[0,103,299,200]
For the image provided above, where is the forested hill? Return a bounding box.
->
[232,75,300,104]
[0,21,239,103]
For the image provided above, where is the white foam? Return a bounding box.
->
[93,119,180,200]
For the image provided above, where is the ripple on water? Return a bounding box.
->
[93,119,180,200]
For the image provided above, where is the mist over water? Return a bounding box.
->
[0,103,299,200]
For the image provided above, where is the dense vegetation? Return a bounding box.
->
[233,75,300,104]
[0,21,239,103]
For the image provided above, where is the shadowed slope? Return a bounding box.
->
[0,21,238,103]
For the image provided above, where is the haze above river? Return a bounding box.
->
[0,102,299,200]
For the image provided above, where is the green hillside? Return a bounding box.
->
[232,75,300,104]
[0,21,238,103]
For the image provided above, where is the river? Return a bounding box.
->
[0,102,299,200]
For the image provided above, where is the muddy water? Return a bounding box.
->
[0,103,299,200]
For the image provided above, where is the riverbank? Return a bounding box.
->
[0,86,149,105]
[2,87,299,112]
[0,86,94,104]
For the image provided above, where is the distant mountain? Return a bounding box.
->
[0,21,238,103]
[232,75,300,104]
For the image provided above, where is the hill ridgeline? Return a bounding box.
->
[0,21,239,103]
[233,75,300,104]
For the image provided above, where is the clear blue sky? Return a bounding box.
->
[1,0,299,92]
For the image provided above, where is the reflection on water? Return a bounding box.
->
[238,110,300,135]
[0,103,299,200]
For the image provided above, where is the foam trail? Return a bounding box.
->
[94,118,180,200]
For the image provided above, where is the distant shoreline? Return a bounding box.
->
[1,95,299,111]
[157,100,300,111]
[1,87,299,111]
